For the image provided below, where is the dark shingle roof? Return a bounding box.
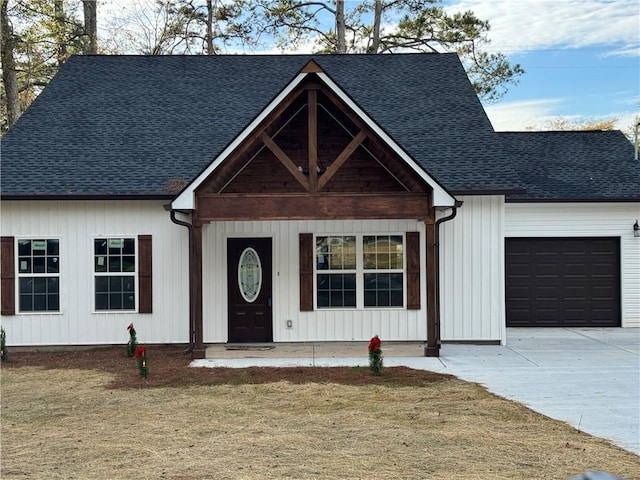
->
[1,53,522,198]
[2,54,637,202]
[500,131,640,201]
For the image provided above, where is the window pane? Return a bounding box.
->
[376,252,389,269]
[122,256,136,272]
[33,257,46,273]
[343,290,356,307]
[33,294,47,311]
[390,253,403,269]
[123,238,135,255]
[95,276,108,293]
[316,237,329,270]
[343,237,356,269]
[109,256,122,272]
[47,239,59,256]
[329,275,343,289]
[123,293,135,309]
[32,240,46,252]
[18,240,31,256]
[48,294,59,311]
[317,274,329,289]
[18,258,31,273]
[390,273,403,290]
[33,277,47,294]
[19,277,33,294]
[109,276,123,291]
[377,290,390,307]
[47,256,59,273]
[317,291,329,308]
[95,293,108,310]
[95,239,107,255]
[19,295,33,312]
[123,277,134,293]
[363,253,376,269]
[330,291,343,307]
[110,293,123,309]
[390,290,403,307]
[47,278,59,294]
[328,253,342,270]
[95,256,107,272]
[364,290,376,307]
[343,274,356,289]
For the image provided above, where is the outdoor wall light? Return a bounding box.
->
[634,220,640,237]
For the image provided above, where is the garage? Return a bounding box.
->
[505,237,621,327]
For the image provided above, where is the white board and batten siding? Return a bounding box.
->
[438,195,506,344]
[202,219,427,343]
[1,201,190,346]
[505,203,640,328]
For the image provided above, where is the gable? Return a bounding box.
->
[196,76,430,197]
[172,64,455,210]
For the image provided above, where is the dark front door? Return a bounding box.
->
[227,237,273,342]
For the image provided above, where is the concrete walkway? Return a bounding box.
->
[192,328,640,455]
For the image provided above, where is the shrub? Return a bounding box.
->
[135,346,148,378]
[126,323,137,357]
[1,327,7,362]
[368,335,383,376]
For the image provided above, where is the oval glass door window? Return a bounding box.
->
[238,247,262,303]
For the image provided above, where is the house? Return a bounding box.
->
[1,54,638,358]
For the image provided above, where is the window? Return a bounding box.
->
[17,239,60,312]
[94,238,136,311]
[316,236,356,308]
[363,235,404,307]
[315,235,404,309]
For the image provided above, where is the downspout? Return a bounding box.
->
[169,210,195,354]
[433,200,463,350]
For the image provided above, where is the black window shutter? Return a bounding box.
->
[138,235,153,313]
[299,233,313,311]
[1,236,15,315]
[406,232,420,309]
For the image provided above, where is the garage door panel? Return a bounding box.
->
[506,237,620,327]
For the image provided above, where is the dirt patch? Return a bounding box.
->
[2,345,454,389]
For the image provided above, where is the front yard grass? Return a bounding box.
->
[1,346,637,479]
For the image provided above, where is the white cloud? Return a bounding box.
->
[485,98,639,133]
[445,0,640,56]
[484,98,563,130]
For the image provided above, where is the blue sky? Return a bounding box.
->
[447,0,639,131]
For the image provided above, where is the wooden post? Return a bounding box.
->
[308,89,318,193]
[191,223,206,359]
[425,219,439,357]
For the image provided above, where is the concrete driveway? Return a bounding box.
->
[193,328,640,455]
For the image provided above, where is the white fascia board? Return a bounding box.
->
[316,72,456,208]
[171,73,309,210]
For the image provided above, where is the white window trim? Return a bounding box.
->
[92,236,139,314]
[15,236,63,315]
[314,233,406,310]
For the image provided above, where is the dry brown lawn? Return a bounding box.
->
[1,346,638,480]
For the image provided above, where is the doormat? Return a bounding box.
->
[224,345,276,351]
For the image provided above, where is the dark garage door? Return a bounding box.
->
[506,237,620,327]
